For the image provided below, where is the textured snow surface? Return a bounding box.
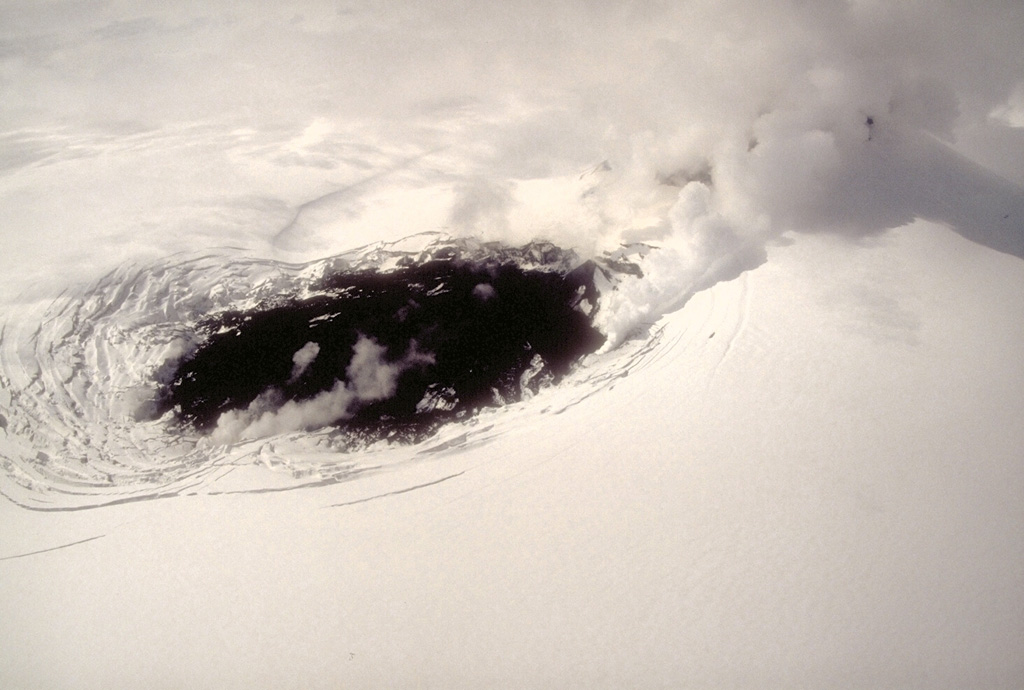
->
[2,1,1024,688]
[2,224,1022,689]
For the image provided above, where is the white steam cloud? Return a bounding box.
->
[224,1,1019,348]
[211,335,433,444]
[288,341,320,383]
[1,2,1022,339]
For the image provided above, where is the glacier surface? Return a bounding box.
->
[1,1,1023,688]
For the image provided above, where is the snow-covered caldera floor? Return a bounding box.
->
[2,219,1021,688]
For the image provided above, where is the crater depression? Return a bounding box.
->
[0,233,650,509]
[158,249,605,445]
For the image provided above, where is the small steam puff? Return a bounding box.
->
[288,341,320,383]
[211,335,433,444]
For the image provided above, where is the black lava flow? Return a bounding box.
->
[157,257,606,444]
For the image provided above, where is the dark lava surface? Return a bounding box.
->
[158,255,605,444]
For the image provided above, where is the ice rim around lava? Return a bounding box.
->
[0,231,663,510]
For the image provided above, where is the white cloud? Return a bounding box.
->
[288,341,320,383]
[472,283,496,301]
[212,335,434,444]
[3,1,1022,298]
[991,82,1024,128]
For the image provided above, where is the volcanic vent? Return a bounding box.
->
[157,238,607,446]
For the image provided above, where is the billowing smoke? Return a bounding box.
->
[211,335,433,444]
[231,1,1020,347]
[2,2,1022,355]
[288,341,320,383]
[418,1,1024,346]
